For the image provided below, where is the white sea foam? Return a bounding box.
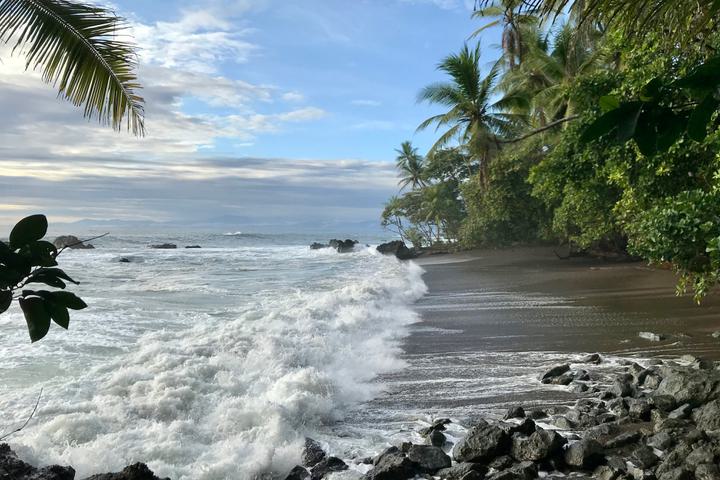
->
[0,240,427,480]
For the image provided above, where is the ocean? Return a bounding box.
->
[0,232,426,479]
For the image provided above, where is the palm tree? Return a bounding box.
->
[417,44,519,185]
[470,0,539,70]
[0,0,145,135]
[395,141,426,190]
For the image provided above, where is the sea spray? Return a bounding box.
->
[0,237,427,480]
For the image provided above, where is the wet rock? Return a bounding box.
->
[655,367,720,406]
[149,243,176,249]
[504,406,525,420]
[539,364,570,382]
[554,416,575,430]
[630,445,659,469]
[506,418,536,436]
[510,427,566,462]
[564,439,603,468]
[364,451,416,480]
[419,418,451,436]
[712,331,720,339]
[406,445,451,473]
[302,438,326,468]
[642,372,663,389]
[488,455,514,470]
[638,332,666,342]
[547,373,574,385]
[184,245,201,249]
[376,241,415,260]
[328,239,358,253]
[285,466,310,480]
[0,443,75,480]
[83,463,169,480]
[686,446,715,465]
[658,467,693,480]
[647,432,673,450]
[436,463,488,480]
[488,461,537,480]
[603,431,641,449]
[627,398,653,421]
[696,464,720,480]
[609,378,636,398]
[581,353,602,364]
[651,395,677,412]
[429,429,446,447]
[668,403,693,420]
[692,399,720,430]
[527,409,547,420]
[309,242,328,250]
[118,257,131,263]
[310,457,348,480]
[594,464,625,480]
[453,420,510,463]
[53,235,95,249]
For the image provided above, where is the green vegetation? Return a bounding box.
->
[1,215,87,342]
[383,1,720,301]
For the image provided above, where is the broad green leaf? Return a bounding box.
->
[46,301,70,329]
[687,94,719,142]
[21,241,59,267]
[616,102,643,142]
[657,109,688,151]
[0,267,22,289]
[640,78,663,102]
[0,290,12,314]
[19,296,51,343]
[38,268,79,285]
[52,291,88,310]
[581,109,623,142]
[26,273,66,289]
[599,95,620,112]
[633,111,658,156]
[9,215,48,250]
[674,56,720,91]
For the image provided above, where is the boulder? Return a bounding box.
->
[53,235,94,249]
[655,367,720,406]
[658,468,693,480]
[0,443,75,480]
[647,432,673,450]
[510,427,566,462]
[692,399,720,430]
[364,450,417,480]
[639,332,666,342]
[685,446,715,465]
[564,439,603,468]
[284,466,309,480]
[310,457,347,480]
[184,245,202,249]
[82,463,169,480]
[581,353,603,364]
[668,403,693,420]
[539,364,570,382]
[436,463,488,480]
[429,429,446,447]
[419,418,451,435]
[453,420,510,462]
[406,445,451,473]
[328,239,358,253]
[695,464,720,480]
[376,241,415,260]
[309,242,328,250]
[630,445,659,469]
[504,406,525,420]
[148,243,177,249]
[302,438,326,468]
[488,462,538,480]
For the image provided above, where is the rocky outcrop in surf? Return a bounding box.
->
[309,239,359,253]
[53,235,95,249]
[376,241,415,260]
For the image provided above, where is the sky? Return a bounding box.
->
[0,0,503,232]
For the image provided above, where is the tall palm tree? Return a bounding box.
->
[0,0,145,135]
[417,44,518,184]
[395,141,426,190]
[470,0,539,70]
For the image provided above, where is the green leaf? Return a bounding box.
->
[656,109,688,151]
[39,268,79,285]
[9,215,48,250]
[674,56,720,91]
[26,273,66,289]
[0,290,12,314]
[51,291,88,310]
[21,241,59,267]
[633,111,658,156]
[599,95,620,112]
[616,102,643,142]
[19,296,51,343]
[581,109,623,142]
[46,301,70,329]
[640,78,663,102]
[687,94,719,142]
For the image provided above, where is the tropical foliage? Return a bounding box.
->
[1,215,87,342]
[0,0,145,134]
[383,1,720,301]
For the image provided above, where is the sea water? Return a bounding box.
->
[0,232,426,479]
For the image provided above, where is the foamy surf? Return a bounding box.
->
[0,236,427,480]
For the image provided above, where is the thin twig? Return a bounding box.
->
[0,388,43,441]
[55,232,109,257]
[499,115,580,144]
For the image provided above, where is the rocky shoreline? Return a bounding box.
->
[4,355,720,480]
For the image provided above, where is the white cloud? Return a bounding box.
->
[351,99,382,107]
[282,91,305,102]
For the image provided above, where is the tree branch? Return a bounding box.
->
[0,388,43,441]
[499,115,579,144]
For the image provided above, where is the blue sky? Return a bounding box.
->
[0,0,503,231]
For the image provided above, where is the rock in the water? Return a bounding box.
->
[429,429,446,447]
[302,438,326,468]
[581,353,603,364]
[655,367,720,406]
[328,239,358,253]
[436,463,488,480]
[309,242,328,250]
[668,403,693,420]
[488,461,538,480]
[504,406,525,420]
[184,245,201,249]
[696,464,720,480]
[310,457,347,480]
[149,243,177,249]
[364,450,417,480]
[406,445,451,473]
[658,467,693,480]
[0,443,75,480]
[284,466,309,480]
[376,241,415,260]
[510,427,566,462]
[539,364,570,382]
[564,439,603,468]
[82,462,169,480]
[53,235,95,249]
[453,420,510,462]
[639,331,666,342]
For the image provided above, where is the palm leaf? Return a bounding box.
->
[0,0,145,135]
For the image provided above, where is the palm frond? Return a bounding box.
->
[0,0,145,135]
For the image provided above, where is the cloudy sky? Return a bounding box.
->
[0,0,501,232]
